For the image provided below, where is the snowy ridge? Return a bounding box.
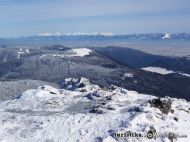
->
[36,32,114,37]
[0,78,189,142]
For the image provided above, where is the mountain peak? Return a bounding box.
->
[162,33,171,39]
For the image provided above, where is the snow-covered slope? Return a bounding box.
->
[0,78,189,142]
[71,48,92,57]
[142,67,175,75]
[52,48,92,58]
[142,66,190,77]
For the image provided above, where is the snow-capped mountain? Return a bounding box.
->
[1,33,190,48]
[0,78,189,142]
[36,32,115,37]
[162,33,171,39]
[34,33,190,39]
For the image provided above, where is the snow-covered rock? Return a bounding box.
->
[62,77,91,90]
[0,78,189,142]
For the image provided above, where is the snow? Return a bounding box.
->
[142,67,175,74]
[17,48,30,59]
[142,66,190,78]
[36,32,114,36]
[68,32,114,36]
[122,73,134,79]
[102,136,117,142]
[53,48,92,58]
[162,33,171,39]
[178,72,190,78]
[37,33,53,36]
[0,78,189,142]
[25,49,30,53]
[17,51,25,59]
[71,48,92,57]
[36,32,62,37]
[91,32,114,36]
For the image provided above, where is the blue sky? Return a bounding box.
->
[0,0,190,37]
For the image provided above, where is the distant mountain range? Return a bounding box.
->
[24,33,190,40]
[1,33,190,47]
[36,32,115,36]
[33,32,184,39]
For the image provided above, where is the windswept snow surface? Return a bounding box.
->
[142,66,190,77]
[0,78,189,142]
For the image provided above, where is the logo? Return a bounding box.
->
[147,131,154,139]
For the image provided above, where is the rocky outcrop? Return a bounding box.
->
[149,98,172,114]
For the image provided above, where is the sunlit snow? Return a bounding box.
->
[0,78,189,142]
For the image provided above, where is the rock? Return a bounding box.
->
[50,92,56,95]
[178,108,189,113]
[97,99,107,105]
[89,105,104,114]
[174,117,178,122]
[171,109,174,114]
[107,105,116,110]
[79,89,87,92]
[87,90,111,101]
[62,78,91,90]
[109,85,117,91]
[41,86,45,90]
[128,107,141,112]
[89,101,116,114]
[149,98,172,114]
